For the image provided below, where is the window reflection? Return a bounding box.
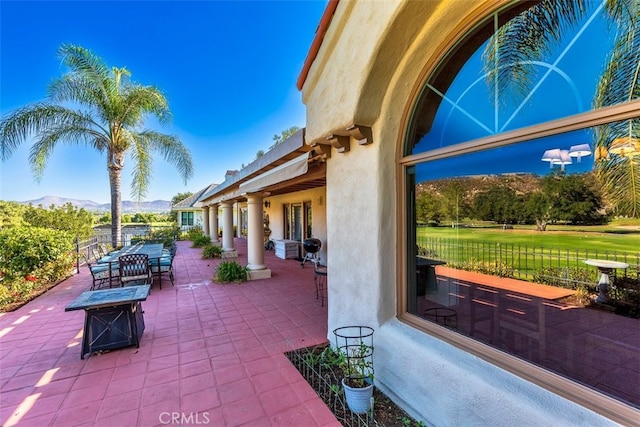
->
[403,1,640,409]
[407,132,639,407]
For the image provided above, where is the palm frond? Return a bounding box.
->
[121,86,171,126]
[138,130,193,183]
[57,44,115,97]
[594,11,640,107]
[596,156,640,217]
[48,74,105,114]
[128,131,152,201]
[27,119,109,180]
[604,0,640,27]
[1,104,89,160]
[483,0,588,99]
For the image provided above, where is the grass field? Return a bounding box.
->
[417,225,640,253]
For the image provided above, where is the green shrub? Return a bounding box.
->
[186,226,204,241]
[202,244,222,259]
[533,267,595,289]
[191,234,211,248]
[215,261,247,283]
[131,226,178,247]
[452,258,516,278]
[0,226,74,280]
[0,226,75,311]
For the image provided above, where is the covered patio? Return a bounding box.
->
[0,239,338,426]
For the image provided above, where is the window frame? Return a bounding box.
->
[181,211,194,226]
[396,9,640,423]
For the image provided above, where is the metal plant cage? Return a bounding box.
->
[333,326,375,382]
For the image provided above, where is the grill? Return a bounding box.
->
[301,238,322,268]
[302,238,321,253]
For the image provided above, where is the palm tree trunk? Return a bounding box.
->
[108,163,123,248]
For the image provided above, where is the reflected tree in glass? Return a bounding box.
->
[484,0,640,217]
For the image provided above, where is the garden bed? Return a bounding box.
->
[285,344,424,427]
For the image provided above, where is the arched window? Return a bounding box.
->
[402,1,639,411]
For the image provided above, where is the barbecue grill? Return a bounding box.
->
[301,238,322,268]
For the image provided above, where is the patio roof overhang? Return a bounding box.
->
[197,129,327,205]
[240,152,310,193]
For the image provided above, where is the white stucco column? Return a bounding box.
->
[209,204,219,243]
[245,194,271,279]
[220,201,235,253]
[202,205,210,237]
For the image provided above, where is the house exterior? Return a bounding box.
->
[171,184,217,230]
[196,129,327,279]
[295,0,639,425]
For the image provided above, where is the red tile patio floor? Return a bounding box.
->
[0,239,339,427]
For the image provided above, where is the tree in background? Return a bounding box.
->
[416,192,443,225]
[440,180,469,227]
[473,186,525,225]
[97,212,111,224]
[525,172,606,230]
[0,44,193,247]
[24,203,94,239]
[0,201,93,238]
[170,192,193,222]
[270,126,301,148]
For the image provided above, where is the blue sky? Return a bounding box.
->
[0,0,327,203]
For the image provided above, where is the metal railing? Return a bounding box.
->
[74,225,178,273]
[418,236,640,286]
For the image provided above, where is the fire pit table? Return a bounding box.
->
[65,285,150,359]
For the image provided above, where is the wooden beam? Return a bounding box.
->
[326,133,350,153]
[346,124,373,145]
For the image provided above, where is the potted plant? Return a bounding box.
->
[333,326,375,414]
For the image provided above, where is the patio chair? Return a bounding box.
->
[99,243,120,257]
[119,253,153,287]
[86,259,119,291]
[91,247,104,263]
[150,251,175,289]
[162,240,177,256]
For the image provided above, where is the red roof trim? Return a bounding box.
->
[296,0,340,91]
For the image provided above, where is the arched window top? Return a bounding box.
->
[406,1,639,157]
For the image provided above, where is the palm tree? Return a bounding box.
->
[483,0,640,217]
[0,44,193,246]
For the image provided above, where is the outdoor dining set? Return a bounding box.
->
[85,241,176,290]
[64,241,177,359]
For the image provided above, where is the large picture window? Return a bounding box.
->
[402,1,639,411]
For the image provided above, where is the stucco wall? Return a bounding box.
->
[305,1,616,425]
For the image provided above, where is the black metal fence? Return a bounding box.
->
[418,236,640,287]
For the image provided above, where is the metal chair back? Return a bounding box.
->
[119,253,152,287]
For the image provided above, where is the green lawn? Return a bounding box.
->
[418,225,640,253]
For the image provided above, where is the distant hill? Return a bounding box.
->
[16,196,172,213]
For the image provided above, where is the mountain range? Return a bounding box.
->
[15,196,172,213]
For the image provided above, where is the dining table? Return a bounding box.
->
[98,243,165,286]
